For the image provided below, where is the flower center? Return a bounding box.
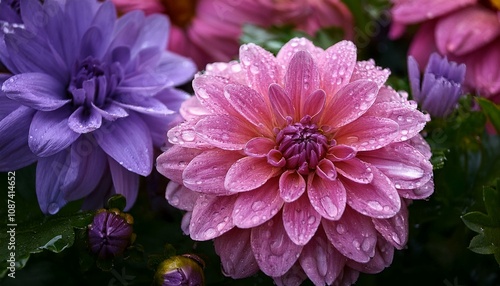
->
[161,0,197,28]
[68,57,122,108]
[276,116,328,174]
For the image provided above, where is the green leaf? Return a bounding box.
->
[477,97,500,134]
[461,212,494,232]
[240,24,309,55]
[0,210,94,277]
[483,182,500,225]
[469,234,496,255]
[106,195,127,212]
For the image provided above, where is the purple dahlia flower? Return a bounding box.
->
[0,0,196,214]
[408,52,466,117]
[0,0,22,24]
[157,38,434,285]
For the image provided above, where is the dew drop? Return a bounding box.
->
[391,233,401,245]
[204,228,216,237]
[169,195,180,206]
[250,65,260,74]
[320,197,338,217]
[336,224,346,234]
[361,237,375,252]
[197,88,209,99]
[367,200,383,211]
[352,239,360,250]
[307,215,316,225]
[48,202,59,215]
[221,133,230,141]
[217,221,227,231]
[251,200,265,211]
[181,130,196,142]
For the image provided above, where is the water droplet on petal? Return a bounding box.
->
[352,239,360,250]
[392,233,401,245]
[181,130,196,142]
[250,65,260,74]
[367,200,383,211]
[307,215,316,225]
[336,224,346,234]
[320,197,338,217]
[205,228,216,237]
[48,202,60,215]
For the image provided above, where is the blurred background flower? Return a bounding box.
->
[112,0,354,69]
[390,0,500,101]
[157,37,433,285]
[0,0,196,214]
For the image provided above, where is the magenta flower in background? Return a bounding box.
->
[390,0,500,101]
[157,38,434,285]
[408,52,466,118]
[0,0,196,214]
[112,0,353,70]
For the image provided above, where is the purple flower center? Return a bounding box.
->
[69,57,122,108]
[276,116,328,174]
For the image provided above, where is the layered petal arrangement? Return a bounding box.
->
[390,0,500,100]
[112,0,353,69]
[157,38,434,285]
[0,0,196,214]
[408,52,466,117]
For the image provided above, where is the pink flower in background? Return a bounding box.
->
[390,0,500,100]
[112,0,353,69]
[157,38,433,285]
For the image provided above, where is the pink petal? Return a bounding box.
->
[165,182,199,211]
[435,7,500,56]
[366,102,428,142]
[167,119,212,149]
[318,40,357,97]
[279,170,306,202]
[195,115,257,150]
[214,228,259,279]
[299,229,345,285]
[321,80,379,128]
[224,83,273,136]
[192,75,237,115]
[463,38,500,96]
[347,237,394,274]
[276,38,324,67]
[239,43,279,100]
[350,60,390,88]
[407,134,432,159]
[358,142,433,189]
[284,50,320,113]
[269,83,294,123]
[250,212,303,276]
[189,194,236,240]
[156,145,202,183]
[307,174,346,220]
[244,137,276,158]
[183,150,243,195]
[398,177,434,199]
[179,96,210,121]
[372,202,408,249]
[283,194,321,245]
[273,264,307,286]
[335,116,399,151]
[391,0,475,24]
[327,144,357,161]
[316,159,337,181]
[233,177,284,228]
[342,167,401,219]
[322,207,377,263]
[225,156,279,192]
[408,22,439,68]
[302,89,326,119]
[335,157,374,184]
[204,61,247,85]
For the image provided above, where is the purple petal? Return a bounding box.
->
[61,138,107,202]
[279,170,306,202]
[151,51,196,87]
[79,27,106,61]
[194,115,257,150]
[273,264,307,286]
[214,228,259,279]
[2,73,69,111]
[94,113,153,176]
[283,194,321,245]
[68,106,103,133]
[81,169,113,210]
[321,80,379,128]
[347,237,394,274]
[225,156,279,193]
[284,50,320,112]
[108,156,139,210]
[343,167,401,219]
[307,174,346,220]
[0,106,37,171]
[189,194,236,240]
[233,177,284,228]
[372,202,408,249]
[334,116,399,151]
[36,151,72,214]
[156,145,203,184]
[407,56,421,102]
[92,102,129,121]
[183,150,243,195]
[29,108,80,157]
[114,93,174,116]
[250,212,303,276]
[323,207,377,263]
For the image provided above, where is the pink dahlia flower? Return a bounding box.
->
[157,38,434,285]
[112,0,353,70]
[390,0,500,100]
